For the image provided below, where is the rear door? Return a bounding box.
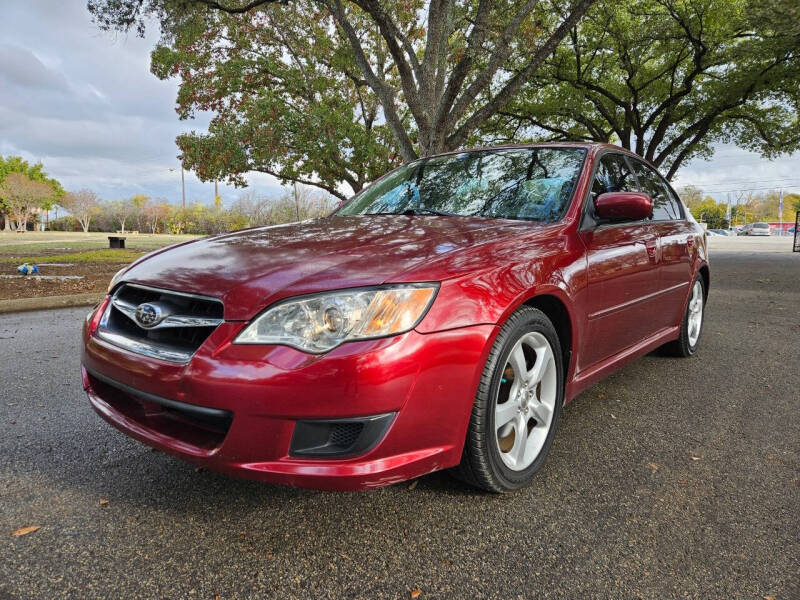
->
[629,159,693,329]
[577,152,663,370]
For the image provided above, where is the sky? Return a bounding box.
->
[0,0,798,207]
[0,0,285,206]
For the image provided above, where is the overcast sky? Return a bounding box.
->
[0,0,797,207]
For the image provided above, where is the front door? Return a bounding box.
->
[577,152,663,370]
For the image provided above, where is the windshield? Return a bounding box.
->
[336,147,586,222]
[754,223,769,229]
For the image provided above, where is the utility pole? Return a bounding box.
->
[294,181,300,222]
[181,166,186,209]
[214,180,218,201]
[726,192,732,228]
[778,188,783,236]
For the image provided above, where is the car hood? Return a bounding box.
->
[118,215,536,320]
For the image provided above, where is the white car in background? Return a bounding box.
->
[738,222,771,236]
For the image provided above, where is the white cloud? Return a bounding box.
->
[0,0,285,204]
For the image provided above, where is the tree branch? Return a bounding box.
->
[446,0,597,150]
[324,0,417,161]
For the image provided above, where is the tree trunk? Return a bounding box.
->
[2,214,10,231]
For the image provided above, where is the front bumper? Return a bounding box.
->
[82,316,495,490]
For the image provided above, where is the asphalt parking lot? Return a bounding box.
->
[1,243,798,599]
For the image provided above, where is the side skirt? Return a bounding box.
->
[565,326,680,403]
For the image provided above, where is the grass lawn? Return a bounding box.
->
[0,231,202,301]
[0,231,200,257]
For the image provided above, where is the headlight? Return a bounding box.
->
[234,284,439,353]
[107,266,128,292]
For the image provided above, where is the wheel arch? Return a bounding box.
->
[698,264,710,299]
[521,293,574,382]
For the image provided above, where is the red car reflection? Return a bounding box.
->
[82,143,708,492]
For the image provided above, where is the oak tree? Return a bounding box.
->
[88,0,596,197]
[495,0,800,179]
[0,156,63,231]
[0,173,55,232]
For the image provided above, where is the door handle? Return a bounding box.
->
[645,239,658,260]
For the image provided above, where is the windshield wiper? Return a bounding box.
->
[399,207,458,217]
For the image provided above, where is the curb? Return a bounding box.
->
[0,292,105,315]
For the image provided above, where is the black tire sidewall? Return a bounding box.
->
[482,309,564,489]
[683,274,706,355]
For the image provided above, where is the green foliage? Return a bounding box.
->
[89,0,596,195]
[688,196,729,229]
[787,193,800,214]
[0,156,64,228]
[497,0,800,179]
[149,3,401,199]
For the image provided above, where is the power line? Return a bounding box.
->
[685,184,798,194]
[676,177,800,189]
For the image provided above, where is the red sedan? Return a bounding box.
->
[82,143,708,492]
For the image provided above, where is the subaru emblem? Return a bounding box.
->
[134,303,162,328]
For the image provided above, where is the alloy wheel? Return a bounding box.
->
[494,331,558,471]
[687,280,704,347]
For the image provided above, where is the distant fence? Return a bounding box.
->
[794,212,800,253]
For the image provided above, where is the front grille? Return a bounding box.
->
[97,283,223,363]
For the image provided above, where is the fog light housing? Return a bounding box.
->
[289,413,395,458]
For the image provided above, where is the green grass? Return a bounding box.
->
[0,249,146,263]
[0,232,200,256]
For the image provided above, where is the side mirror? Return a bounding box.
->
[594,192,652,221]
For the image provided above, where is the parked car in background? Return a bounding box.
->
[81,143,709,492]
[739,222,771,236]
[708,229,735,237]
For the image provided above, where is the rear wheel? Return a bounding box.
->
[662,274,705,357]
[454,306,564,492]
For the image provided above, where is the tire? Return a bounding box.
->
[454,306,564,492]
[661,274,705,357]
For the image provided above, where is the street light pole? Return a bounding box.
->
[181,166,186,209]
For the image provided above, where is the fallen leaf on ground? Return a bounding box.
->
[410,590,422,599]
[408,480,418,491]
[764,595,776,600]
[647,462,659,473]
[99,498,109,506]
[690,455,701,461]
[598,393,606,399]
[610,413,616,420]
[11,526,40,537]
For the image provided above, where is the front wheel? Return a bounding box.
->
[454,306,564,492]
[662,274,705,357]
